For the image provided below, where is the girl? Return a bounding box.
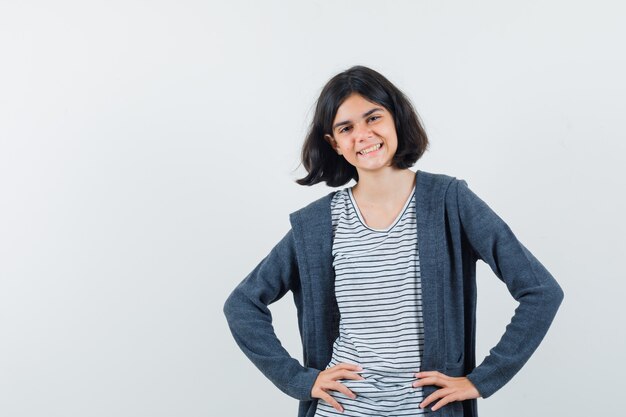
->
[223,65,564,417]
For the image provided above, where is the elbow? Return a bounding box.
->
[223,287,254,326]
[223,289,237,324]
[556,283,564,304]
[555,284,565,310]
[544,278,565,314]
[550,278,565,304]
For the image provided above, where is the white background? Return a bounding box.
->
[1,1,624,416]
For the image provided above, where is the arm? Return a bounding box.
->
[222,228,321,401]
[456,179,565,399]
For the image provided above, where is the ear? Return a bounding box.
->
[324,134,342,155]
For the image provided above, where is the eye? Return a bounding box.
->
[338,125,352,134]
[368,115,381,122]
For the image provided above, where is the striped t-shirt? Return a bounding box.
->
[313,184,428,417]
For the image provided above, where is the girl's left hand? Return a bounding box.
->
[412,371,481,411]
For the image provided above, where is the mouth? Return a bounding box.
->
[357,143,383,156]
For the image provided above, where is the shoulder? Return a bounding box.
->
[416,169,457,183]
[416,169,465,197]
[287,190,338,253]
[288,190,336,229]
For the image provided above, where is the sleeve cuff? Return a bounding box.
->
[285,367,322,400]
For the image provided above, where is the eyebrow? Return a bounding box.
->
[332,107,384,131]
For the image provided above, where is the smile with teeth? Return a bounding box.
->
[358,143,382,155]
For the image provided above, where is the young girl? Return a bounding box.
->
[223,65,564,417]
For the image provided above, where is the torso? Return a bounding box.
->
[313,182,429,416]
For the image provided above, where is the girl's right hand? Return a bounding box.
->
[311,363,365,413]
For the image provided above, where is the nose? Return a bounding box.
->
[353,120,373,141]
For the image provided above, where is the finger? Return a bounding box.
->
[332,362,363,372]
[335,362,363,369]
[337,370,366,381]
[415,371,448,379]
[320,391,344,413]
[413,376,448,388]
[420,388,451,409]
[431,393,459,412]
[330,381,357,400]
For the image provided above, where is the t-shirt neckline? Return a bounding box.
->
[347,184,416,233]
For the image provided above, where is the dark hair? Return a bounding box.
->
[296,65,429,187]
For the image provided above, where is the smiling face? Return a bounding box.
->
[325,93,398,176]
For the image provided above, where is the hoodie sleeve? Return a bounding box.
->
[222,228,321,401]
[456,179,564,399]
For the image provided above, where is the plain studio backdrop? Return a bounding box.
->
[0,1,624,416]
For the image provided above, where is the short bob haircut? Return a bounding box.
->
[296,65,429,187]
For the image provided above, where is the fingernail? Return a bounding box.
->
[356,365,363,370]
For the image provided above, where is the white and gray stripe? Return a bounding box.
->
[314,184,428,417]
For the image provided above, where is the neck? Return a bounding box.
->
[352,168,416,203]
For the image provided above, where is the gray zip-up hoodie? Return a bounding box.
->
[223,170,564,417]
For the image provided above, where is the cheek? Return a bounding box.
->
[387,139,399,155]
[382,124,398,139]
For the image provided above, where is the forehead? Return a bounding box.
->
[337,93,384,114]
[334,94,384,118]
